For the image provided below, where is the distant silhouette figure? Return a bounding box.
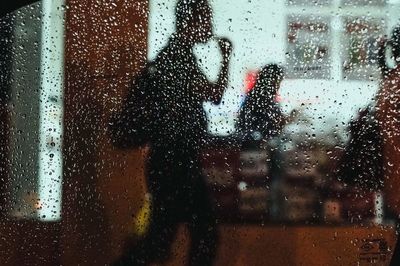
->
[110,0,232,265]
[237,64,285,141]
[377,24,400,266]
[336,105,383,190]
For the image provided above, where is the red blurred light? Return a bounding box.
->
[244,70,258,94]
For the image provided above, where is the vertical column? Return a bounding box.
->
[37,0,66,221]
[331,0,343,82]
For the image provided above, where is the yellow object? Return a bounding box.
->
[133,193,152,237]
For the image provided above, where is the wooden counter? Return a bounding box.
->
[165,224,397,266]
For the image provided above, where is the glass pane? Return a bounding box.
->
[2,0,400,265]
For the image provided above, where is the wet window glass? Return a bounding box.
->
[2,0,400,265]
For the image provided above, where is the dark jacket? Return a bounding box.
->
[109,36,214,154]
[237,84,283,140]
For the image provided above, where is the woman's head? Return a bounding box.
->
[257,64,284,94]
[175,0,213,44]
